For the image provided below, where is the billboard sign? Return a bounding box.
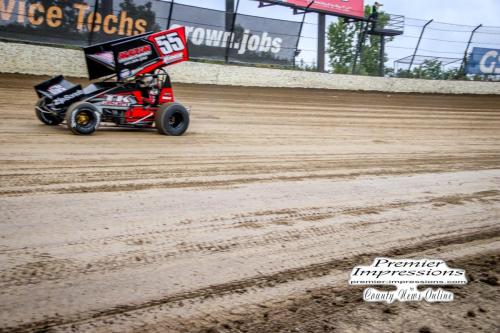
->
[0,0,301,66]
[466,47,500,75]
[259,0,365,19]
[0,0,167,46]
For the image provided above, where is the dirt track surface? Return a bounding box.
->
[0,74,499,333]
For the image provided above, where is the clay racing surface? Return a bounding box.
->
[0,74,499,332]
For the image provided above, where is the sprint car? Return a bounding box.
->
[34,26,190,135]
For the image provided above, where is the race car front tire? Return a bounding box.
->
[36,98,63,126]
[65,102,101,135]
[155,102,190,136]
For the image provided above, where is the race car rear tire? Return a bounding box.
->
[36,98,63,126]
[155,102,189,136]
[65,102,101,135]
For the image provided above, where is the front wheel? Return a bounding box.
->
[65,102,101,135]
[35,98,63,126]
[155,102,190,136]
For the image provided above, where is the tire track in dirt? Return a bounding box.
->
[2,159,499,196]
[2,229,498,333]
[1,155,499,183]
[0,74,499,333]
[1,190,498,289]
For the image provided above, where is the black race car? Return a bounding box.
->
[34,26,190,135]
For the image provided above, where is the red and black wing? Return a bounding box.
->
[84,27,189,80]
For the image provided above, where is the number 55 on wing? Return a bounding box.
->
[149,27,189,66]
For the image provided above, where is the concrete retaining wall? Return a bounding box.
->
[1,40,499,95]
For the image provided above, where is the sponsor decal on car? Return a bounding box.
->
[88,51,116,67]
[161,94,173,103]
[118,45,153,66]
[120,69,133,79]
[48,84,67,96]
[101,95,135,107]
[163,53,184,64]
[53,90,84,106]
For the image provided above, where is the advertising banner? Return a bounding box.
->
[170,4,301,65]
[228,13,301,65]
[168,4,227,61]
[0,0,301,66]
[466,47,500,75]
[259,0,365,19]
[0,0,169,46]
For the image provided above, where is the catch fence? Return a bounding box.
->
[1,0,499,80]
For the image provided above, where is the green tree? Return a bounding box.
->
[326,5,392,76]
[326,18,357,74]
[396,60,462,80]
[419,59,443,79]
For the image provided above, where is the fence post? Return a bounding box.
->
[294,0,315,69]
[225,0,240,63]
[352,21,366,75]
[408,19,433,71]
[88,0,100,45]
[379,35,385,76]
[167,0,175,29]
[225,0,235,31]
[317,13,326,72]
[459,24,482,77]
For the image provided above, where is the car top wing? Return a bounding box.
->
[84,27,189,80]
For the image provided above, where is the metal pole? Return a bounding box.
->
[379,35,385,76]
[408,19,433,71]
[225,0,239,63]
[225,0,235,31]
[352,21,365,74]
[293,0,315,69]
[460,24,482,77]
[167,0,175,29]
[317,13,326,72]
[88,0,100,45]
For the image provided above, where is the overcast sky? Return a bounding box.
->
[381,0,499,27]
[172,0,500,69]
[174,0,499,26]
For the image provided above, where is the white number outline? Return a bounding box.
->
[154,32,184,55]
